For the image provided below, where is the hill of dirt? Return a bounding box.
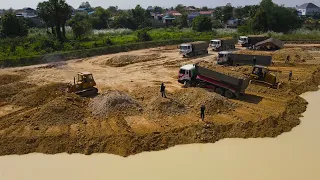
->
[97,53,164,67]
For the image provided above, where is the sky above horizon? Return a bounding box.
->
[0,0,319,10]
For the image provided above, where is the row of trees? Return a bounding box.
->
[0,0,304,39]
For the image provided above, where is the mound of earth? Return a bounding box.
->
[146,97,186,117]
[30,94,88,126]
[0,74,24,86]
[0,82,34,101]
[273,48,314,63]
[89,90,142,118]
[236,48,314,63]
[11,83,68,107]
[173,88,238,115]
[99,53,163,67]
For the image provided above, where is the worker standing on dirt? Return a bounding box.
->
[160,83,167,98]
[285,55,290,64]
[201,105,206,121]
[289,71,293,81]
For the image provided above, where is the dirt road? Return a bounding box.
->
[0,44,320,157]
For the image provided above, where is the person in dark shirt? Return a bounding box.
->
[160,83,167,98]
[253,57,257,66]
[289,71,292,81]
[201,105,206,121]
[285,55,290,64]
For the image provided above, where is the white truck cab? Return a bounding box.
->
[210,40,221,50]
[238,36,248,45]
[178,64,196,84]
[179,44,192,56]
[217,51,231,64]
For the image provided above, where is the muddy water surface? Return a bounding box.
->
[0,90,320,180]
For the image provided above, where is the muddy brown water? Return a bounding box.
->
[0,89,320,180]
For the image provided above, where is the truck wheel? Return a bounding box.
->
[215,88,225,96]
[224,90,234,98]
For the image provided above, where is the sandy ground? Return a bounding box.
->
[1,44,320,156]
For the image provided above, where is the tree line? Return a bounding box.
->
[0,0,304,40]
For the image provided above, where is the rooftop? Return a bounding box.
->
[297,3,319,9]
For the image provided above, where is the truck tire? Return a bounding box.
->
[215,88,225,96]
[224,90,234,98]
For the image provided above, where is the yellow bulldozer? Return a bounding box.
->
[249,65,281,89]
[67,72,98,97]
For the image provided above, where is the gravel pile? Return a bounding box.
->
[89,90,142,118]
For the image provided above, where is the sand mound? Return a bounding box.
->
[89,90,142,118]
[11,83,68,107]
[273,48,314,63]
[0,82,34,101]
[173,88,238,115]
[237,48,314,63]
[0,74,24,86]
[99,53,163,67]
[31,94,87,126]
[146,97,186,116]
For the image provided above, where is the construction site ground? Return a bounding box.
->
[1,43,320,157]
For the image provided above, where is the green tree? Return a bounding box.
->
[79,1,91,9]
[0,12,28,37]
[68,13,92,39]
[201,6,208,11]
[175,4,185,13]
[176,13,189,28]
[131,5,152,29]
[91,7,111,29]
[112,11,136,29]
[192,15,212,32]
[222,3,234,22]
[37,0,72,41]
[107,6,118,14]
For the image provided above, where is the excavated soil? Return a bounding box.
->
[0,44,320,157]
[96,53,164,67]
[237,48,315,63]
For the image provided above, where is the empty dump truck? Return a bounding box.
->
[217,51,272,66]
[210,38,236,51]
[179,41,209,57]
[238,35,269,47]
[178,64,250,98]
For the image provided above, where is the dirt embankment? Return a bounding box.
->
[0,46,320,157]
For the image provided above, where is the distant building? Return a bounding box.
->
[296,3,320,16]
[199,11,213,17]
[185,6,196,12]
[15,7,37,18]
[147,6,154,11]
[226,18,241,28]
[188,12,200,20]
[163,15,175,24]
[166,10,182,17]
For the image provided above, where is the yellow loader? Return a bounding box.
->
[249,65,281,89]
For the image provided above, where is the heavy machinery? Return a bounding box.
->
[178,64,250,98]
[179,41,209,57]
[67,72,98,97]
[238,35,269,48]
[249,65,281,89]
[217,51,272,66]
[210,38,236,51]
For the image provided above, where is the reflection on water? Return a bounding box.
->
[0,90,320,180]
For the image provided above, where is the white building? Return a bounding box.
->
[296,3,320,16]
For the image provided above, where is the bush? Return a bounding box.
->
[136,29,152,42]
[192,15,213,32]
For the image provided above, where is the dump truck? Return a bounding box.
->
[249,65,281,89]
[255,38,284,51]
[210,38,236,51]
[217,51,272,66]
[67,72,98,97]
[178,64,250,98]
[179,41,209,57]
[238,35,269,47]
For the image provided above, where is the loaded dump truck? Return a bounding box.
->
[210,38,236,51]
[217,51,272,66]
[179,41,209,57]
[178,64,250,98]
[238,35,268,47]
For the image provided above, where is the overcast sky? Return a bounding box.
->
[0,0,319,9]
